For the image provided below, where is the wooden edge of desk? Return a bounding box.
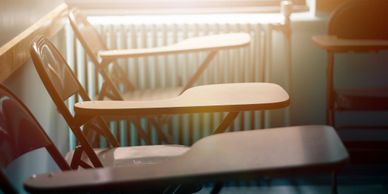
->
[0,4,68,82]
[98,33,250,59]
[74,83,290,118]
[24,125,349,193]
[312,35,388,52]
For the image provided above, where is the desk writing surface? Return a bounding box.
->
[99,33,250,59]
[74,83,290,117]
[312,35,388,52]
[24,125,349,192]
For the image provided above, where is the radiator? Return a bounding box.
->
[65,20,269,146]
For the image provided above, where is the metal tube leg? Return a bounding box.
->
[331,172,338,194]
[210,182,224,194]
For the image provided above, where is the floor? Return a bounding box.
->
[196,164,388,194]
[198,184,385,194]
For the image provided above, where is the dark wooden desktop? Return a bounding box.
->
[24,125,349,193]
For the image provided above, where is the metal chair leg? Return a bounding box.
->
[331,172,338,194]
[210,182,224,194]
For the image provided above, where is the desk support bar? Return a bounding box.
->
[148,117,173,143]
[212,112,239,134]
[326,52,335,125]
[181,50,218,92]
[130,117,152,144]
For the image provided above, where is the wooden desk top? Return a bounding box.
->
[74,83,290,118]
[312,35,388,52]
[24,125,349,193]
[99,33,250,59]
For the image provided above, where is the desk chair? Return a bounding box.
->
[30,36,291,193]
[313,0,388,128]
[68,9,251,143]
[0,84,72,194]
[24,125,349,194]
[0,85,197,194]
[68,8,250,101]
[30,36,189,169]
[31,36,290,170]
[312,0,388,163]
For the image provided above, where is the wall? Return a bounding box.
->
[0,0,66,193]
[0,0,63,45]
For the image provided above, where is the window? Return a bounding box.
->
[66,0,307,14]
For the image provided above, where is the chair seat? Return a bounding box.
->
[65,144,189,167]
[105,87,184,101]
[335,87,388,111]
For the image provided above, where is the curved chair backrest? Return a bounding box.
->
[31,36,84,103]
[30,36,119,168]
[30,36,91,123]
[0,84,71,170]
[68,8,134,99]
[328,0,388,39]
[68,8,106,66]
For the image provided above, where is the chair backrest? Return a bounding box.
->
[0,84,71,171]
[30,36,90,120]
[328,0,388,39]
[68,9,134,99]
[68,8,106,66]
[30,36,120,168]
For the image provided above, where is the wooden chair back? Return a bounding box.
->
[328,0,388,39]
[30,37,90,125]
[30,36,119,168]
[68,8,105,65]
[68,9,134,99]
[0,84,71,170]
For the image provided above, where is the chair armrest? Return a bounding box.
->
[24,125,349,193]
[74,83,289,119]
[98,33,250,60]
[312,35,388,52]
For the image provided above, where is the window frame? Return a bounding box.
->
[66,0,307,14]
